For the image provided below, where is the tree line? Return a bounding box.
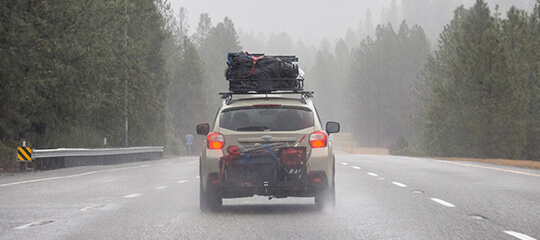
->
[1,0,539,171]
[0,1,243,170]
[1,0,169,170]
[419,0,540,160]
[308,0,540,160]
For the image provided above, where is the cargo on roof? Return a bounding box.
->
[225,52,305,93]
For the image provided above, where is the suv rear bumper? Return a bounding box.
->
[200,147,334,188]
[210,170,329,198]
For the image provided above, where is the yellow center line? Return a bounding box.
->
[441,160,540,178]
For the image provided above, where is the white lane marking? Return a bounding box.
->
[431,198,456,207]
[1,164,157,187]
[504,231,537,240]
[154,186,168,190]
[0,161,193,188]
[102,165,152,173]
[15,220,55,229]
[80,205,106,211]
[441,161,540,178]
[123,194,141,198]
[177,180,188,183]
[195,176,200,179]
[400,156,425,162]
[0,171,98,187]
[352,166,361,170]
[341,163,349,166]
[392,182,407,187]
[367,172,378,177]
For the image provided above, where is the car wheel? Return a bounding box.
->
[315,181,335,210]
[200,174,222,212]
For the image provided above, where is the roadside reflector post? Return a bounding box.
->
[19,162,26,172]
[18,142,32,172]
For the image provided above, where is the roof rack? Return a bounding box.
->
[228,77,304,93]
[219,91,314,105]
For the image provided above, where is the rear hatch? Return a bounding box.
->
[217,105,315,189]
[218,105,315,149]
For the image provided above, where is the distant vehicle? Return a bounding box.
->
[196,53,340,211]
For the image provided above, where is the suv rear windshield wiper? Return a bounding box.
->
[237,126,270,131]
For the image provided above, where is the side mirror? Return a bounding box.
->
[196,123,210,135]
[326,121,340,134]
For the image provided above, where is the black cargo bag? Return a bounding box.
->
[226,52,299,80]
[227,54,257,80]
[226,52,303,92]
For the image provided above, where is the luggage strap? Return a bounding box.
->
[250,55,265,76]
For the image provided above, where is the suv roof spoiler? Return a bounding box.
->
[219,91,314,105]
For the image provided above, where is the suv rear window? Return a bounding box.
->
[220,107,314,131]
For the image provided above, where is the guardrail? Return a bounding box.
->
[27,147,164,170]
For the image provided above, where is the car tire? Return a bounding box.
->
[315,181,335,210]
[200,174,222,212]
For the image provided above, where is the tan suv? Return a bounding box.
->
[196,92,340,211]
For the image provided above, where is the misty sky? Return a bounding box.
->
[170,0,536,48]
[170,0,392,46]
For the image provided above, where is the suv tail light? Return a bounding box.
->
[207,132,225,149]
[309,131,327,148]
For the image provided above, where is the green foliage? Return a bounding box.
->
[167,39,206,154]
[0,0,170,168]
[348,21,431,147]
[199,17,242,113]
[419,0,539,159]
[160,12,243,156]
[389,136,411,156]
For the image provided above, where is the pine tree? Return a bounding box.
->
[200,17,242,115]
[522,3,540,159]
[420,0,528,159]
[193,13,212,50]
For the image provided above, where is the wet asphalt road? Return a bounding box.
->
[1,155,539,240]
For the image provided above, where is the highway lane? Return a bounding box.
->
[0,155,539,240]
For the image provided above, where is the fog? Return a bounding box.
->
[170,0,535,48]
[166,0,538,153]
[170,0,392,47]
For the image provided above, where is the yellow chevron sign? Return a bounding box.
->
[18,147,32,162]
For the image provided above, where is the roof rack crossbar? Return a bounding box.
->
[219,91,314,105]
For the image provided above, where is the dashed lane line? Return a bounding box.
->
[430,198,456,208]
[177,180,188,183]
[392,182,407,187]
[367,172,378,177]
[341,162,349,166]
[154,186,168,190]
[352,166,361,170]
[81,205,106,211]
[504,231,537,240]
[14,220,55,230]
[123,194,141,198]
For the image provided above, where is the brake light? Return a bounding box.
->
[309,131,327,148]
[207,132,225,149]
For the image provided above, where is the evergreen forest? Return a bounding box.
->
[1,0,539,170]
